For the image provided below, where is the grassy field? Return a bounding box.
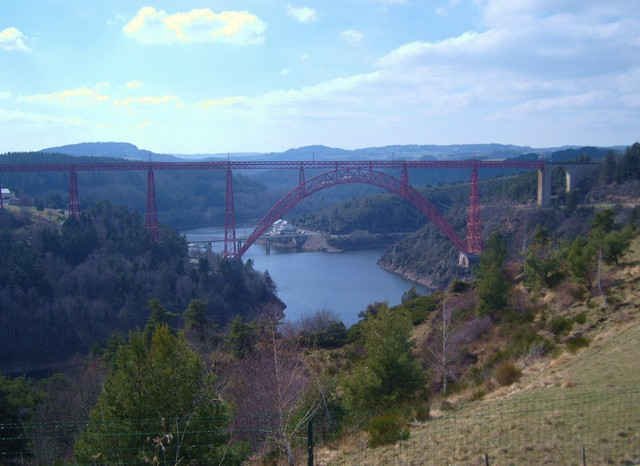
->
[321,239,640,465]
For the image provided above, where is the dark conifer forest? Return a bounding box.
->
[0,203,278,372]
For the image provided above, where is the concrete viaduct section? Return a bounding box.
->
[537,163,600,207]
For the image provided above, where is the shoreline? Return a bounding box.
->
[377,260,438,290]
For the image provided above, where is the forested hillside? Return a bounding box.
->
[0,203,279,372]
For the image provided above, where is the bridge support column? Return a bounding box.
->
[565,169,574,193]
[224,166,237,258]
[299,164,306,197]
[68,169,80,219]
[145,167,159,241]
[466,163,482,255]
[401,162,409,195]
[537,167,551,207]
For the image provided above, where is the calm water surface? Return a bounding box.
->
[184,226,427,325]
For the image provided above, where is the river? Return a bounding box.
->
[184,226,428,325]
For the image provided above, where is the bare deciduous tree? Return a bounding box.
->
[423,291,487,396]
[225,315,325,465]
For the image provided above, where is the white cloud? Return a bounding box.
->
[198,96,247,108]
[7,0,639,150]
[194,1,640,147]
[126,80,144,89]
[123,6,266,45]
[0,91,11,100]
[0,27,30,52]
[371,0,408,4]
[19,87,110,104]
[300,53,310,61]
[286,5,317,23]
[341,29,364,46]
[377,4,640,78]
[280,68,291,76]
[0,108,87,127]
[113,95,183,107]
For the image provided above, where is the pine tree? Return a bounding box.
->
[75,325,246,465]
[343,305,425,418]
[226,315,257,358]
[476,233,509,316]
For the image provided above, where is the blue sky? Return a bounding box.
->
[0,0,638,153]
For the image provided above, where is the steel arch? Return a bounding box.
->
[238,167,467,257]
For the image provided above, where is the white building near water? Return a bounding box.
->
[1,188,15,203]
[270,219,297,235]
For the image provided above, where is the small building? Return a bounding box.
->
[270,219,297,235]
[1,187,15,204]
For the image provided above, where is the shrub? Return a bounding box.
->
[494,361,522,386]
[501,308,534,324]
[574,312,587,325]
[440,400,455,411]
[367,414,409,447]
[527,338,556,359]
[300,321,348,349]
[504,325,552,358]
[401,295,440,325]
[413,403,430,422]
[549,316,574,336]
[566,335,590,353]
[470,389,486,401]
[468,366,486,386]
[450,280,469,293]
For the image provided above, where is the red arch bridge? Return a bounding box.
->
[0,159,549,261]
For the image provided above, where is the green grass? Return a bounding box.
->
[327,324,640,465]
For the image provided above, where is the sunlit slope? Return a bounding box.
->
[326,239,640,466]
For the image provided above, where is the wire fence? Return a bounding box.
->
[1,385,639,465]
[317,385,640,465]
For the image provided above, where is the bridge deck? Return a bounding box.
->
[0,159,545,172]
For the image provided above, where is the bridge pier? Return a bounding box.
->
[299,164,306,197]
[537,168,551,207]
[224,165,237,258]
[538,163,597,207]
[563,165,597,193]
[265,238,271,255]
[401,162,409,195]
[68,169,80,219]
[466,163,482,254]
[145,167,159,241]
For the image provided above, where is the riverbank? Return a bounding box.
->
[377,261,439,289]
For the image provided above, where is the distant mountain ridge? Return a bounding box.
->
[39,141,624,162]
[40,142,183,162]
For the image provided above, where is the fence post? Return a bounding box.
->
[483,453,490,466]
[581,445,586,466]
[307,419,314,466]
